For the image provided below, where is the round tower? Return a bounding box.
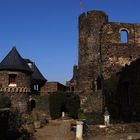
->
[0,47,32,113]
[78,10,108,91]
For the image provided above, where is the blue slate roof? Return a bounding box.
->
[0,47,32,72]
[24,59,46,82]
[31,63,46,82]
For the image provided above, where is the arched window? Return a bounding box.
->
[120,30,128,43]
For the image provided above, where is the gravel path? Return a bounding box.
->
[33,120,140,140]
[33,120,75,140]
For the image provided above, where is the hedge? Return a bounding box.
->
[49,92,80,119]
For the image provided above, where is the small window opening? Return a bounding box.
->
[120,30,128,43]
[71,86,74,91]
[9,74,17,85]
[96,76,102,90]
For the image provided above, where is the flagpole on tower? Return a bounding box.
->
[80,0,83,11]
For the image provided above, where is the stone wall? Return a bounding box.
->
[40,81,48,96]
[0,71,31,88]
[41,82,68,95]
[0,70,31,113]
[66,65,78,92]
[101,23,140,79]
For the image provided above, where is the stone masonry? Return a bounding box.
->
[0,71,31,90]
[69,10,140,114]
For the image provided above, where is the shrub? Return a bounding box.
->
[78,109,87,120]
[0,94,11,108]
[66,94,80,118]
[0,110,9,139]
[49,92,66,119]
[49,92,80,119]
[104,74,120,119]
[8,110,23,129]
[31,95,49,114]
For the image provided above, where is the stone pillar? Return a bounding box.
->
[104,107,110,126]
[76,121,84,140]
[62,112,65,118]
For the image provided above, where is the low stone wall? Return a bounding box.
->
[1,92,30,113]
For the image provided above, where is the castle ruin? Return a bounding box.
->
[68,10,140,114]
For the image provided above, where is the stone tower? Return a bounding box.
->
[78,10,108,91]
[0,47,32,112]
[0,47,47,112]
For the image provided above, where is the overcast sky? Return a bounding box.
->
[0,0,140,84]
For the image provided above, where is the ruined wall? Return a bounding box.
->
[101,23,140,79]
[66,65,78,91]
[77,10,140,92]
[67,10,140,115]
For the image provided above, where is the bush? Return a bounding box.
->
[78,109,87,120]
[0,94,11,108]
[8,110,23,129]
[49,92,65,119]
[31,95,49,114]
[104,74,120,119]
[66,94,80,118]
[49,92,80,119]
[0,110,9,139]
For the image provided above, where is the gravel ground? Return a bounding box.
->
[33,120,75,140]
[33,119,140,140]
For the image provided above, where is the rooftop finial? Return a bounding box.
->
[12,43,16,49]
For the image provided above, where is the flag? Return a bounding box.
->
[80,0,82,9]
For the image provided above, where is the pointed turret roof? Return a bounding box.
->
[0,47,32,72]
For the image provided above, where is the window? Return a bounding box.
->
[34,84,39,91]
[9,74,17,86]
[120,30,128,43]
[33,84,40,95]
[71,86,74,91]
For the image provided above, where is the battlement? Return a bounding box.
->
[0,87,30,93]
[79,10,108,21]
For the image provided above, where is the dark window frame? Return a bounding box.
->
[9,74,17,84]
